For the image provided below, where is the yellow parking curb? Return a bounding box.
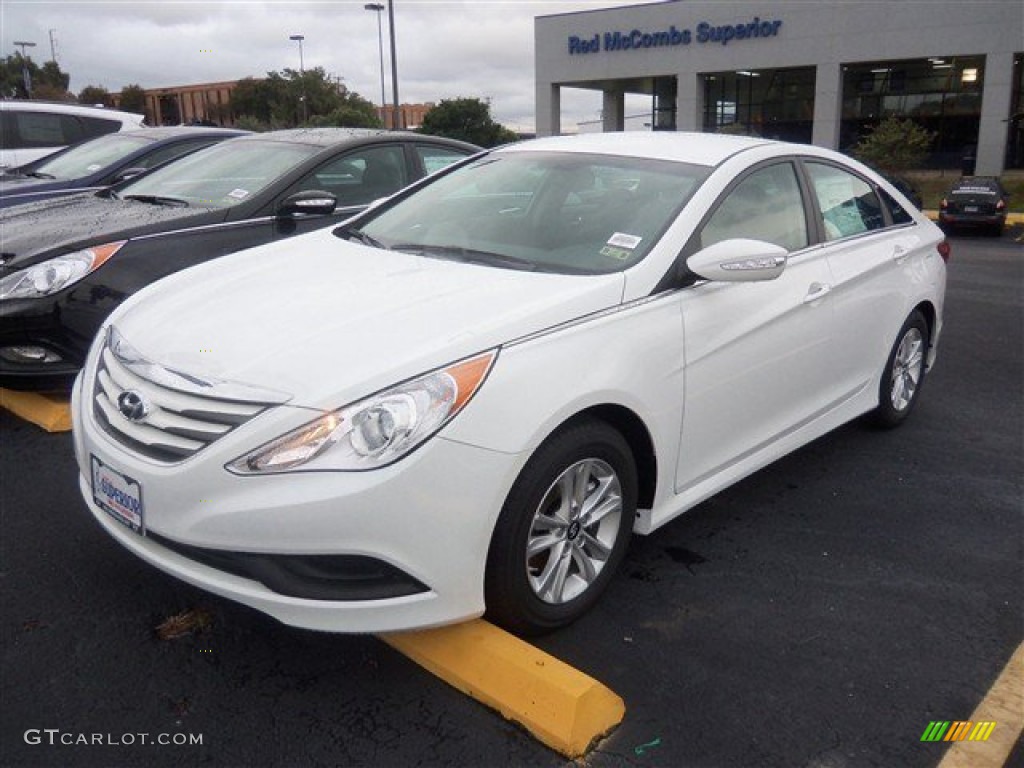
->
[381,619,625,757]
[0,388,72,432]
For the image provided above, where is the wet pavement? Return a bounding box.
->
[1,234,1020,768]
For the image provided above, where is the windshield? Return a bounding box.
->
[31,134,151,180]
[351,151,710,274]
[119,139,319,208]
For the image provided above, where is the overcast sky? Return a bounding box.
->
[1,0,655,131]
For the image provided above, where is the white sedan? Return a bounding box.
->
[71,133,948,635]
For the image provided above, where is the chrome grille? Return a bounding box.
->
[92,328,286,463]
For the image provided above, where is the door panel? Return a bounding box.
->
[676,250,834,491]
[675,161,833,492]
[803,161,915,402]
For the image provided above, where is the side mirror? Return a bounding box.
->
[686,239,788,283]
[112,167,147,183]
[277,189,337,218]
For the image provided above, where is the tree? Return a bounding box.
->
[853,117,935,174]
[79,85,111,107]
[0,55,72,100]
[229,67,379,129]
[418,98,518,147]
[119,84,146,114]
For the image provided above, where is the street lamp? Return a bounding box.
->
[387,1,400,130]
[289,34,307,124]
[13,41,37,97]
[364,3,386,127]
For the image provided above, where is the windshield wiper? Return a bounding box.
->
[391,244,538,272]
[26,171,56,179]
[347,228,388,250]
[123,194,189,208]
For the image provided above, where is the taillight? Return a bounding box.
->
[996,199,1006,211]
[939,198,948,210]
[937,240,951,263]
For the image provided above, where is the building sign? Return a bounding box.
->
[568,17,783,55]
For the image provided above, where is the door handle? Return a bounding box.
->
[803,282,832,304]
[893,244,910,264]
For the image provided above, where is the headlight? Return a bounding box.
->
[227,350,497,474]
[0,241,126,300]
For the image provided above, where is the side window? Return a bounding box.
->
[878,187,913,225]
[414,144,471,175]
[296,145,408,206]
[11,112,67,148]
[700,163,808,252]
[135,140,215,170]
[78,116,122,141]
[806,162,885,240]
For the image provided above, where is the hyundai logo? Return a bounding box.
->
[116,390,150,422]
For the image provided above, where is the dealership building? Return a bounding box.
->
[535,1,1022,174]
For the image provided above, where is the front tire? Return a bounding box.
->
[485,419,637,636]
[870,310,929,428]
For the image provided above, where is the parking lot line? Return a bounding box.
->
[936,641,1023,768]
[0,388,72,432]
[381,618,625,758]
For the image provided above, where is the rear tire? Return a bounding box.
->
[484,419,636,636]
[869,310,929,429]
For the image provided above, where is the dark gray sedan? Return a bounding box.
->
[0,128,481,391]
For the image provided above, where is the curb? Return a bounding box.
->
[382,619,625,757]
[0,388,72,432]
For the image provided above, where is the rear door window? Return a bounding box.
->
[805,162,885,240]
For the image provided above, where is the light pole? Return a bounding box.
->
[364,3,386,127]
[387,1,400,130]
[13,41,36,97]
[289,34,307,124]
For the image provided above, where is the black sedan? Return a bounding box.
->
[0,126,247,209]
[938,176,1009,235]
[0,128,481,391]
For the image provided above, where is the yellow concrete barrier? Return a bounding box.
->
[381,619,624,757]
[0,388,72,432]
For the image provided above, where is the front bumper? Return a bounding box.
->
[72,375,524,633]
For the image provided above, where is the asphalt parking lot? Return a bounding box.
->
[1,233,1021,768]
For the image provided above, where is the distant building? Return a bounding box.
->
[115,82,440,134]
[112,81,237,127]
[378,102,435,130]
[535,0,1023,173]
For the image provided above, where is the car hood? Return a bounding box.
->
[0,193,225,267]
[110,228,626,410]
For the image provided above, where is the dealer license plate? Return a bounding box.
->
[91,455,144,533]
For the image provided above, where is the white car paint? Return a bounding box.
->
[72,132,947,633]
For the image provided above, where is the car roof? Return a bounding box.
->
[0,99,144,123]
[229,127,475,149]
[500,131,776,166]
[115,126,249,141]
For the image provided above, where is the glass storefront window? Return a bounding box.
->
[701,67,815,144]
[841,56,985,169]
[1007,53,1023,169]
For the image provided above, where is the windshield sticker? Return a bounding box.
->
[600,245,631,261]
[608,232,642,249]
[86,164,103,172]
[228,188,250,200]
